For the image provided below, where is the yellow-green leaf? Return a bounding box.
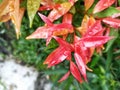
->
[27,0,41,27]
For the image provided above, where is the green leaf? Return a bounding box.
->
[118,0,120,6]
[94,7,120,18]
[105,28,118,52]
[0,0,3,4]
[27,0,41,27]
[44,69,67,75]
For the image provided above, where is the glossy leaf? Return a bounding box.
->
[93,0,116,13]
[26,22,73,45]
[27,0,41,27]
[26,13,73,45]
[58,71,70,82]
[102,17,120,28]
[94,7,120,18]
[53,36,74,60]
[44,46,68,68]
[74,36,90,63]
[70,61,83,83]
[38,13,53,26]
[44,36,73,67]
[48,2,73,22]
[84,0,94,11]
[53,36,74,51]
[84,20,103,37]
[81,36,111,47]
[74,53,87,81]
[26,26,51,39]
[77,15,96,36]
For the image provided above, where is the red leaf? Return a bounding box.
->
[74,53,87,81]
[76,15,95,36]
[26,22,73,45]
[84,20,103,37]
[74,36,89,64]
[93,0,116,13]
[44,46,68,67]
[39,0,61,11]
[58,71,70,82]
[81,36,112,47]
[26,26,51,39]
[48,2,73,22]
[62,13,73,24]
[39,5,53,11]
[70,61,83,83]
[44,37,73,67]
[102,17,120,28]
[38,13,53,26]
[53,36,74,51]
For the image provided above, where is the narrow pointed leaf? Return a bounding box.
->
[94,7,120,18]
[48,2,73,22]
[26,26,51,39]
[84,0,94,11]
[102,17,120,28]
[70,61,83,83]
[44,46,70,68]
[26,22,73,45]
[38,13,53,26]
[27,0,41,27]
[74,53,87,81]
[84,20,102,37]
[93,0,116,13]
[52,22,73,36]
[81,36,112,47]
[76,15,89,36]
[10,0,25,38]
[53,36,74,51]
[74,36,89,63]
[77,15,95,36]
[58,71,70,82]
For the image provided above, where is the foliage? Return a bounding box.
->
[0,0,120,90]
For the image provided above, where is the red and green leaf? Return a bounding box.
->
[48,1,74,22]
[93,0,116,13]
[102,17,120,28]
